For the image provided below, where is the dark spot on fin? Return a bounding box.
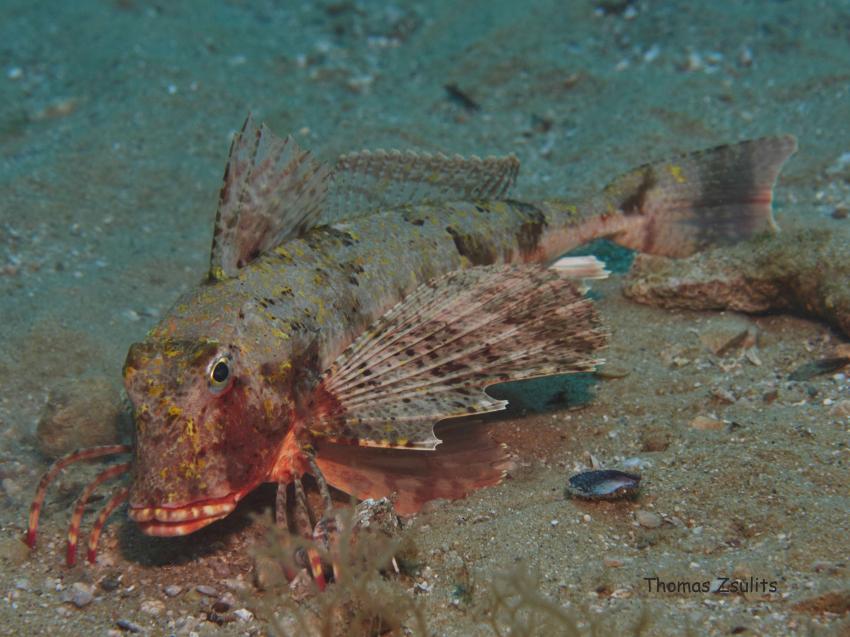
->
[506,200,548,259]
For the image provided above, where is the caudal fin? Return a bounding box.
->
[603,135,797,257]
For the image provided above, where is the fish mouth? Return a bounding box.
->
[129,492,242,537]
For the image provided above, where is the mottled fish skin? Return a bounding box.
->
[125,199,586,524]
[122,123,796,535]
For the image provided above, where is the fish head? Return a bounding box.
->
[122,337,293,536]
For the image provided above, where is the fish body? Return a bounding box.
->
[89,118,800,540]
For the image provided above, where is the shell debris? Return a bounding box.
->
[566,469,641,501]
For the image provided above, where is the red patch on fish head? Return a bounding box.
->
[123,338,293,536]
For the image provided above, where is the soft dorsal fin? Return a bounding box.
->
[209,115,331,280]
[325,149,519,225]
[303,265,606,450]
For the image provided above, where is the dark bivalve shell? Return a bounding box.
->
[566,469,641,501]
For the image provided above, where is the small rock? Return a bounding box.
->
[832,206,848,219]
[195,584,217,597]
[699,316,757,356]
[732,563,753,580]
[253,555,286,591]
[234,608,254,622]
[37,377,128,458]
[64,582,95,608]
[115,619,142,633]
[140,598,165,616]
[14,578,31,591]
[1,477,21,499]
[163,584,182,597]
[635,510,663,528]
[790,356,850,381]
[603,557,624,568]
[641,428,670,452]
[690,415,726,431]
[351,497,403,537]
[214,591,236,612]
[0,535,29,566]
[711,388,736,404]
[830,400,850,418]
[99,574,121,592]
[222,577,248,592]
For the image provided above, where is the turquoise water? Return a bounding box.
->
[1,1,849,635]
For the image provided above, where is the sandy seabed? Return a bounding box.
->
[1,1,849,635]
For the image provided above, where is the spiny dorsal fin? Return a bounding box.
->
[325,148,519,224]
[209,115,331,280]
[303,265,607,450]
[209,116,520,277]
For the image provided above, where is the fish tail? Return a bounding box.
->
[600,135,797,257]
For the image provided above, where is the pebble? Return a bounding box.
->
[223,578,248,591]
[253,555,285,590]
[830,400,850,418]
[215,591,237,611]
[0,536,31,566]
[36,376,127,458]
[115,619,142,633]
[234,608,254,622]
[635,510,663,528]
[603,557,625,568]
[65,582,95,608]
[1,477,21,499]
[196,584,218,597]
[699,317,757,356]
[140,599,165,616]
[163,584,182,597]
[100,575,121,593]
[690,415,726,431]
[711,387,736,404]
[833,206,848,219]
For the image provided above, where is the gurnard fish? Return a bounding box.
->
[27,116,796,581]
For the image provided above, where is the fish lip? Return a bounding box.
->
[129,492,241,536]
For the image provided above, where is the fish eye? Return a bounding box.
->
[208,355,233,394]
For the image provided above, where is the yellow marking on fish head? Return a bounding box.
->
[263,398,276,419]
[147,383,165,398]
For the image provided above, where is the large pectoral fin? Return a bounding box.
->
[303,265,607,451]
